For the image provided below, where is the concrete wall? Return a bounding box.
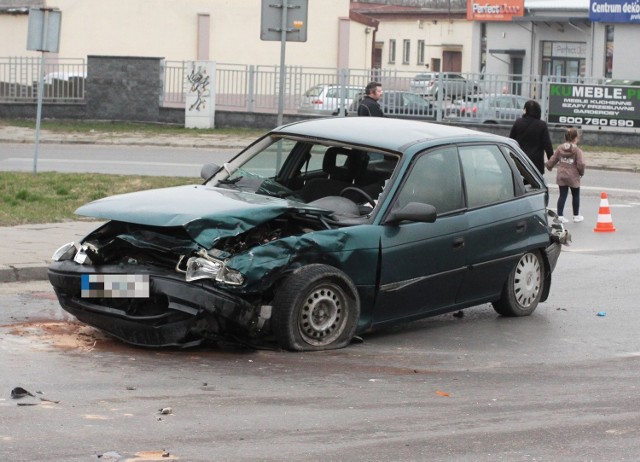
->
[86,56,161,122]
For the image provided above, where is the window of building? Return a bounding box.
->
[417,40,425,65]
[403,40,411,64]
[389,39,396,64]
[541,41,586,81]
[605,25,614,78]
[480,23,487,73]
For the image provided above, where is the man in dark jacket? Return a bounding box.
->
[357,81,384,117]
[509,99,553,174]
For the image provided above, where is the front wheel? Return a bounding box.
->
[272,264,360,351]
[492,251,544,317]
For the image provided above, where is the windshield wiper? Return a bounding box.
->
[218,176,243,185]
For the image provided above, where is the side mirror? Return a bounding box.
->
[385,202,437,225]
[200,163,220,180]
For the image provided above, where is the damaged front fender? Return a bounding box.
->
[226,226,381,293]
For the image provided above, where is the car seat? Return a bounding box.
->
[300,147,369,202]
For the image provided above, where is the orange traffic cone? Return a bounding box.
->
[593,192,616,232]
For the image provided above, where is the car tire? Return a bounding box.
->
[492,251,544,317]
[272,264,360,351]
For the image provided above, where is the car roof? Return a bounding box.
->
[271,117,504,152]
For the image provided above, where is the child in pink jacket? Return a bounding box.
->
[546,127,586,223]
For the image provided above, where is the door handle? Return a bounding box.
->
[453,237,465,249]
[516,221,527,233]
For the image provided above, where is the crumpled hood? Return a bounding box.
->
[76,185,327,247]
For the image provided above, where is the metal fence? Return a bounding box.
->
[0,57,86,103]
[1,56,610,125]
[161,61,596,124]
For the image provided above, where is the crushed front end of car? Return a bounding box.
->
[47,185,339,348]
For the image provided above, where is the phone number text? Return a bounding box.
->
[556,116,637,127]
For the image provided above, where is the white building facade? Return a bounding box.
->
[0,0,372,69]
[470,0,638,81]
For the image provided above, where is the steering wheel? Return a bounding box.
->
[340,186,376,208]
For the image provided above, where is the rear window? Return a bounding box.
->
[326,87,361,99]
[304,86,324,97]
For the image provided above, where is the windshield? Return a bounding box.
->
[209,136,400,214]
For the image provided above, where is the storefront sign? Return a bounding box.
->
[467,0,524,21]
[548,83,640,128]
[590,0,640,23]
[551,42,586,59]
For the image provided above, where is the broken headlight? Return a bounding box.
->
[52,242,79,262]
[185,256,245,286]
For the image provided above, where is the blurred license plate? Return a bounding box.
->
[81,274,149,298]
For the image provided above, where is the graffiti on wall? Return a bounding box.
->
[187,63,210,112]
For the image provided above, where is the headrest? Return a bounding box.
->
[322,147,369,182]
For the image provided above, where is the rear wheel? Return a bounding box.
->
[492,251,544,317]
[272,264,360,351]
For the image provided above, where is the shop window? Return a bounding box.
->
[605,25,614,78]
[540,41,586,81]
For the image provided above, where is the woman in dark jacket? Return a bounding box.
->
[509,100,553,174]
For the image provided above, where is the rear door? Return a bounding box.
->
[454,143,536,304]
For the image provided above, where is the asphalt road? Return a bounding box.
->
[2,141,640,460]
[1,171,640,461]
[0,143,239,177]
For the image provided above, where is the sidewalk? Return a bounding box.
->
[0,125,254,150]
[1,124,639,284]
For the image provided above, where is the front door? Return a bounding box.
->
[374,146,467,324]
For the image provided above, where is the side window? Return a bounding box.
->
[232,138,299,179]
[326,88,338,98]
[395,147,463,215]
[505,147,543,193]
[306,144,327,171]
[459,145,515,208]
[496,96,514,109]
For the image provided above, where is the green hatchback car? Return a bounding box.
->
[48,117,569,351]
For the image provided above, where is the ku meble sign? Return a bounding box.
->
[548,83,640,128]
[467,0,524,21]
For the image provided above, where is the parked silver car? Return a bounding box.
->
[346,90,433,117]
[298,84,362,115]
[446,93,528,124]
[409,72,478,100]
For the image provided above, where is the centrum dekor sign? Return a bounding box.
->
[590,0,640,23]
[548,83,640,128]
[467,0,524,21]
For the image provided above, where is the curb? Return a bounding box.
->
[0,263,49,283]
